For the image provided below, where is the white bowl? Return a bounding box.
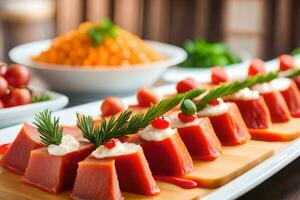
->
[9,40,186,94]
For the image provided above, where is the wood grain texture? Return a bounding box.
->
[0,139,290,200]
[86,0,112,22]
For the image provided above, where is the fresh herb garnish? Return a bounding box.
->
[33,109,63,146]
[31,94,51,103]
[181,38,240,68]
[291,48,300,56]
[197,72,278,111]
[284,68,300,78]
[77,89,205,147]
[87,19,117,46]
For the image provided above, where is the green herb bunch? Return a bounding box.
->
[87,19,117,46]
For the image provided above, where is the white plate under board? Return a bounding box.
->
[0,84,299,199]
[0,85,69,128]
[163,55,300,83]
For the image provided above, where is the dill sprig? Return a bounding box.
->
[31,94,51,103]
[197,72,278,111]
[284,68,300,78]
[33,109,63,146]
[77,89,205,147]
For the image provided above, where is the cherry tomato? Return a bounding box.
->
[279,54,294,71]
[4,64,31,88]
[151,116,170,129]
[137,88,160,107]
[0,100,4,109]
[211,66,228,84]
[0,62,7,76]
[101,97,125,117]
[248,59,266,76]
[176,77,198,93]
[2,88,32,108]
[178,112,196,123]
[0,77,8,98]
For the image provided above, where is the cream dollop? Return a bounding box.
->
[172,117,200,129]
[91,141,141,159]
[252,78,292,93]
[225,87,260,101]
[140,125,175,142]
[197,99,231,117]
[48,135,80,156]
[269,78,291,91]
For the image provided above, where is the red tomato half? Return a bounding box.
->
[211,66,229,84]
[176,77,198,93]
[101,97,125,117]
[137,88,160,107]
[5,64,31,88]
[2,88,32,107]
[0,62,7,76]
[0,76,8,98]
[248,59,266,76]
[279,54,294,71]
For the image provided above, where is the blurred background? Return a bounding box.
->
[0,0,299,63]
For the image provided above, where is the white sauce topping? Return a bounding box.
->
[197,99,231,117]
[225,87,260,101]
[48,135,80,156]
[252,78,292,93]
[269,78,291,91]
[91,141,141,159]
[252,83,272,94]
[140,125,176,142]
[172,117,200,128]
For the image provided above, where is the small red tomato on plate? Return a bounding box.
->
[101,97,126,117]
[176,77,198,93]
[0,100,4,109]
[4,64,31,88]
[211,66,228,84]
[2,88,32,108]
[248,59,266,76]
[0,62,7,76]
[0,77,8,98]
[137,88,160,107]
[279,54,294,71]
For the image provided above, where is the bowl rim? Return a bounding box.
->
[9,39,187,72]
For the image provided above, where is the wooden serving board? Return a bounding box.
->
[0,140,291,200]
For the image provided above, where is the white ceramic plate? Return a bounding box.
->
[163,55,300,83]
[0,85,68,128]
[9,40,186,94]
[0,84,299,199]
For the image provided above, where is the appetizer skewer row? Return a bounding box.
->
[0,61,299,199]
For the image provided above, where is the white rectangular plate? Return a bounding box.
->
[163,55,300,83]
[0,84,299,199]
[0,85,69,128]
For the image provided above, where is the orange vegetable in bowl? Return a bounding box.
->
[32,20,164,67]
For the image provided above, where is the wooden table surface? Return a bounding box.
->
[239,157,300,200]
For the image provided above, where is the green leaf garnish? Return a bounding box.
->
[87,19,117,46]
[284,68,300,78]
[181,99,197,115]
[33,109,63,146]
[197,72,278,111]
[31,94,51,103]
[77,89,205,147]
[180,38,240,68]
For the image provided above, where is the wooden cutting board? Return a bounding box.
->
[0,140,291,200]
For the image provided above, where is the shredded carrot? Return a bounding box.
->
[32,22,164,67]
